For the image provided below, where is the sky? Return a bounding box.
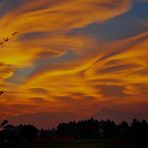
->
[0,0,148,119]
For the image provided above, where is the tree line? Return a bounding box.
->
[41,118,148,139]
[0,118,148,146]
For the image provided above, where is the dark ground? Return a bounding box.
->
[1,139,148,148]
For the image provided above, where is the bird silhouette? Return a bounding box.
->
[12,32,18,36]
[0,32,18,47]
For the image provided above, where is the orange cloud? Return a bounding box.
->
[1,0,148,117]
[0,0,131,34]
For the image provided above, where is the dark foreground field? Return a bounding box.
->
[1,139,148,148]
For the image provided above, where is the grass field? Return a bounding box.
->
[1,139,148,148]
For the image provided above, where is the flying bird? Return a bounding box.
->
[12,32,18,36]
[0,31,18,47]
[3,38,9,42]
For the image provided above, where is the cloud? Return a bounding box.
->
[1,31,147,115]
[95,85,128,98]
[1,0,148,117]
[29,97,49,104]
[29,88,48,94]
[126,83,148,96]
[0,63,15,81]
[0,0,131,34]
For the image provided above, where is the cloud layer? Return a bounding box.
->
[0,0,148,117]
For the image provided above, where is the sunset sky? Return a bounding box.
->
[0,0,148,119]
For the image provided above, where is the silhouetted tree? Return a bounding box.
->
[141,120,148,137]
[52,118,148,140]
[100,119,117,138]
[0,120,8,128]
[131,119,142,138]
[19,125,38,143]
[118,121,129,137]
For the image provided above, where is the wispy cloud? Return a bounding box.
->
[0,0,148,116]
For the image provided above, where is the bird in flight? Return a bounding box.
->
[0,32,18,47]
[12,32,18,36]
